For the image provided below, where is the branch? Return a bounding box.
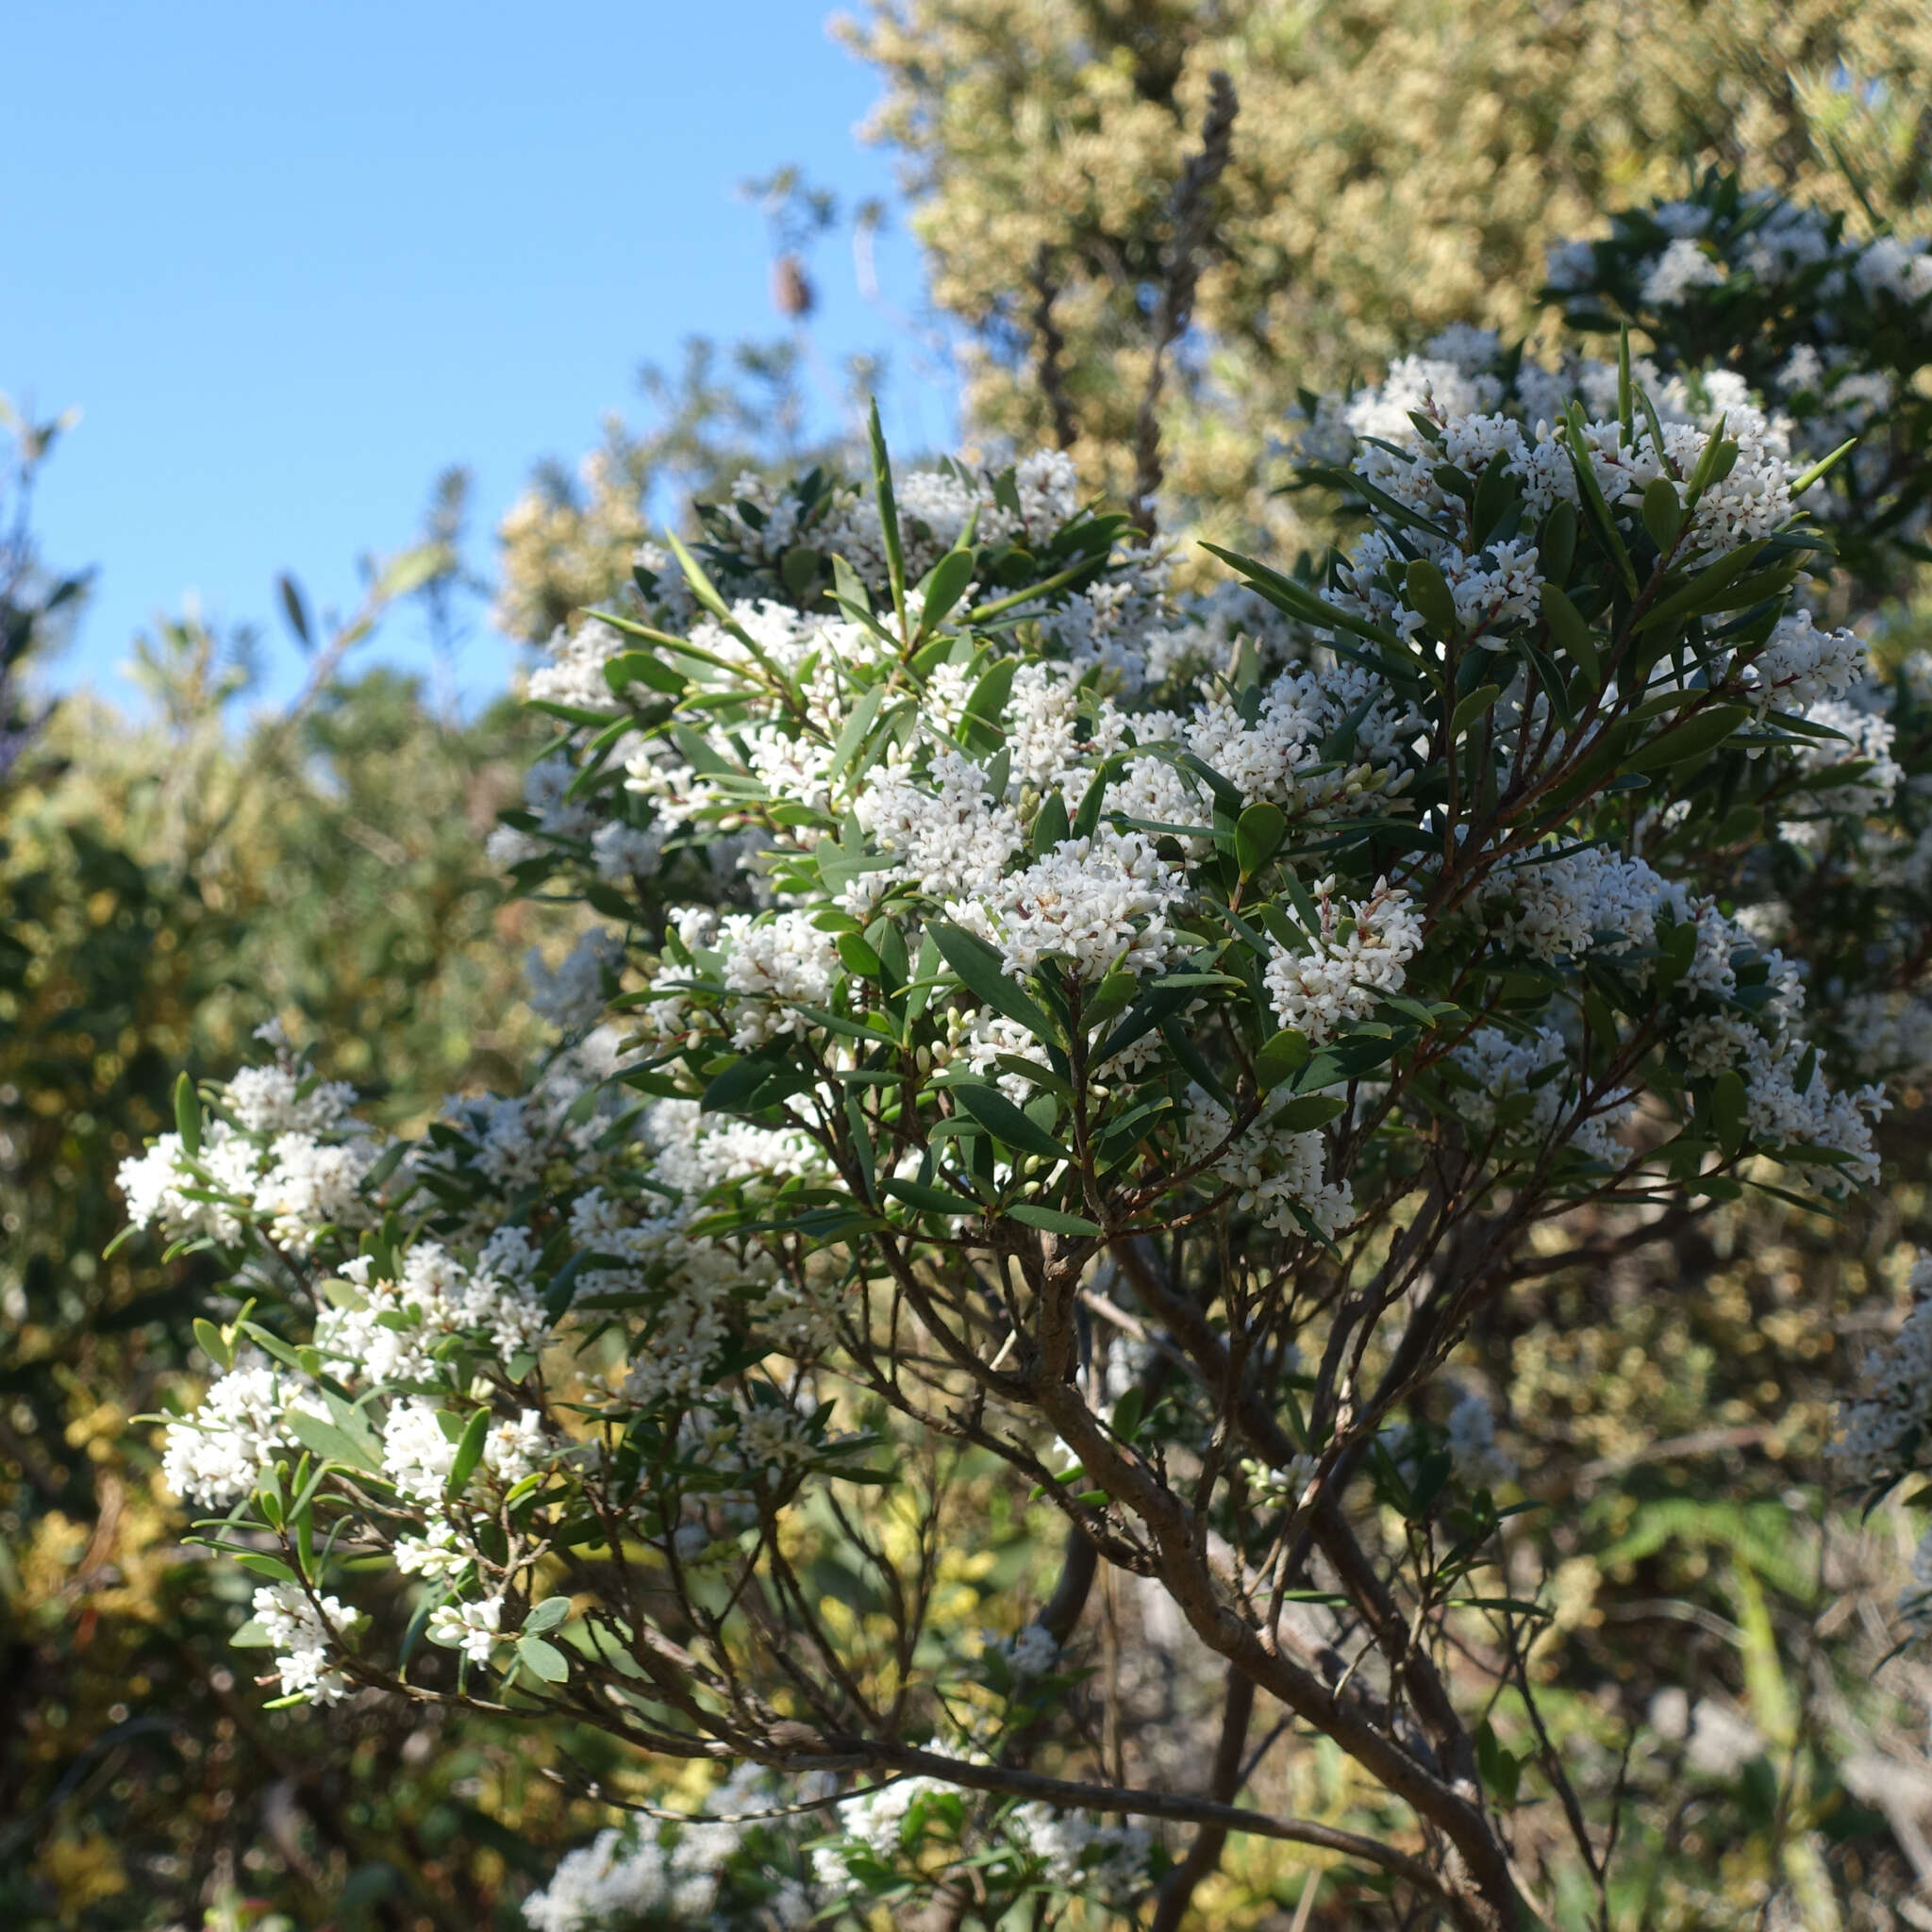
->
[1129,71,1240,537]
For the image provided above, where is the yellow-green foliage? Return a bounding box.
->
[841,0,1932,548]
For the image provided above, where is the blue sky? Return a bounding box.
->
[10,2,948,711]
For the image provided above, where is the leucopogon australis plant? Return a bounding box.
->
[118,367,1909,1929]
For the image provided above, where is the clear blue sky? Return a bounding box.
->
[9,1,949,711]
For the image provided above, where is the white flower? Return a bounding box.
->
[427,1593,504,1665]
[526,927,623,1032]
[162,1360,292,1507]
[1005,1623,1059,1678]
[382,1400,458,1505]
[1008,1803,1151,1896]
[1737,610,1867,718]
[223,1063,358,1136]
[966,827,1186,983]
[719,909,841,1047]
[251,1582,357,1705]
[1641,238,1726,306]
[394,1521,468,1580]
[1262,878,1421,1043]
[1445,1392,1516,1490]
[857,748,1022,901]
[528,617,628,712]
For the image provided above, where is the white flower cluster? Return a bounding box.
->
[527,616,630,712]
[1444,1391,1517,1490]
[251,1582,357,1705]
[970,828,1186,984]
[1836,1257,1932,1489]
[1263,878,1421,1044]
[719,909,841,1046]
[162,1358,300,1507]
[1736,608,1868,718]
[1641,236,1728,307]
[858,748,1022,902]
[525,927,625,1032]
[1008,1803,1152,1897]
[318,1241,548,1386]
[119,1068,381,1257]
[525,1769,817,1932]
[1452,1024,1633,1166]
[1178,1091,1354,1238]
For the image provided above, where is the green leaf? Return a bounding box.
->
[885,1177,980,1217]
[1234,802,1287,877]
[376,542,446,600]
[1271,1092,1347,1132]
[228,1616,276,1649]
[1475,1719,1523,1807]
[1787,435,1858,499]
[1712,1069,1748,1160]
[1625,704,1748,773]
[1110,1386,1145,1441]
[1403,558,1458,636]
[917,546,979,641]
[1450,683,1503,740]
[447,1407,491,1497]
[605,650,686,697]
[517,1635,570,1683]
[867,399,908,637]
[285,1408,380,1475]
[174,1073,201,1158]
[948,1081,1071,1161]
[524,1595,571,1635]
[1641,476,1682,551]
[193,1317,234,1372]
[1030,790,1070,855]
[1255,1029,1311,1089]
[1540,501,1576,583]
[1540,583,1600,689]
[928,922,1058,1041]
[1007,1203,1102,1237]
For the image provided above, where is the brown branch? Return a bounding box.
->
[1028,245,1079,454]
[1129,71,1240,537]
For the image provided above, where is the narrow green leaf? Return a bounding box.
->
[447,1407,491,1497]
[1403,558,1458,636]
[928,922,1058,1041]
[1450,683,1503,740]
[193,1317,234,1372]
[1271,1092,1347,1132]
[174,1073,201,1158]
[948,1081,1071,1160]
[885,1177,980,1216]
[1624,704,1748,773]
[1787,435,1858,500]
[1641,476,1682,551]
[285,1409,381,1475]
[917,546,978,641]
[1007,1203,1103,1237]
[867,399,908,639]
[1712,1069,1748,1160]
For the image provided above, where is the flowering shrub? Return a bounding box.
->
[120,366,1914,1927]
[1541,172,1932,607]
